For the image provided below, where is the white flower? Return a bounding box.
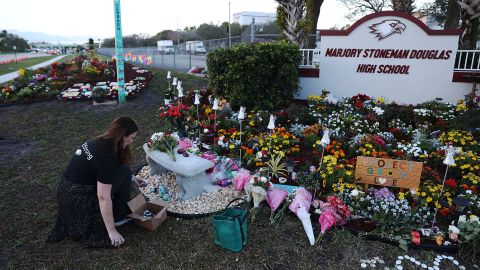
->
[373,106,384,115]
[260,176,267,183]
[448,225,460,234]
[256,151,263,159]
[203,128,209,134]
[470,215,479,223]
[458,215,467,223]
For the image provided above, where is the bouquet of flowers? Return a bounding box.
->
[147,132,179,161]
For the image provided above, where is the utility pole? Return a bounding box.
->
[250,18,255,43]
[177,17,180,46]
[228,2,231,47]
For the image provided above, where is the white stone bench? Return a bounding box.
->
[143,143,220,201]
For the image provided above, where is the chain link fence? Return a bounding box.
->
[97,21,318,72]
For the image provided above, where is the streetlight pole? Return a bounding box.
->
[228,2,231,47]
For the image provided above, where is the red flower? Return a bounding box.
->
[445,178,457,189]
[411,230,421,245]
[354,101,364,109]
[439,207,453,217]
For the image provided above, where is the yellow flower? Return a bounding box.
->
[346,171,352,176]
[421,192,426,197]
[229,144,235,149]
[426,197,432,203]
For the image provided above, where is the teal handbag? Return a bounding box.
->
[212,198,248,252]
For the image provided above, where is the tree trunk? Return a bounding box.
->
[460,18,479,49]
[391,0,414,13]
[445,0,460,29]
[306,0,324,48]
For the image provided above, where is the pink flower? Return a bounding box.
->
[319,210,337,234]
[178,138,193,149]
[266,188,288,212]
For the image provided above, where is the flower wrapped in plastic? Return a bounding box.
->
[315,195,351,243]
[147,132,179,161]
[233,169,252,191]
[266,188,288,225]
[288,188,315,245]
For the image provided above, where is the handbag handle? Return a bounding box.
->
[223,198,249,224]
[224,198,247,210]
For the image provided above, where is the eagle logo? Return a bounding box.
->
[369,19,406,40]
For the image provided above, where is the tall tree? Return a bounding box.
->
[458,0,480,49]
[276,0,324,48]
[338,0,386,21]
[421,0,447,26]
[0,30,30,52]
[306,0,325,48]
[445,0,460,29]
[390,0,415,13]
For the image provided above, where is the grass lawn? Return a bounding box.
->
[0,67,468,270]
[0,56,57,76]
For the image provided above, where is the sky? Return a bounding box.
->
[0,0,432,43]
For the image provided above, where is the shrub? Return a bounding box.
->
[17,87,34,98]
[91,86,108,99]
[207,41,301,111]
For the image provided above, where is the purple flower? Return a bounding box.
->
[373,187,394,199]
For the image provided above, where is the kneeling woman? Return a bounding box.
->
[47,116,146,247]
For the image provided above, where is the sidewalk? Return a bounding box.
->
[0,55,68,84]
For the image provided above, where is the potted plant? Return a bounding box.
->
[260,152,288,183]
[91,86,108,103]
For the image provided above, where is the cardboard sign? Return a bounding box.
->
[354,156,423,189]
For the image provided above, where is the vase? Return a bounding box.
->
[176,119,187,138]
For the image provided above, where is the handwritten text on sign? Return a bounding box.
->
[354,156,423,189]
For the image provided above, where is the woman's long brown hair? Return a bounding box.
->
[96,116,138,165]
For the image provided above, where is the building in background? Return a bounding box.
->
[233,11,276,25]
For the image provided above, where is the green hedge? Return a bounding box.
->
[207,41,301,110]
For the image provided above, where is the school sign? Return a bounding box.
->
[299,11,470,104]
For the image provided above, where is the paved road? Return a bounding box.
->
[0,55,68,84]
[0,52,52,62]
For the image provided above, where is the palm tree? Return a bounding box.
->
[390,0,415,13]
[458,0,480,49]
[276,0,308,48]
[276,0,325,49]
